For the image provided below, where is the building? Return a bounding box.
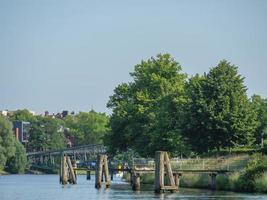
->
[13,121,30,143]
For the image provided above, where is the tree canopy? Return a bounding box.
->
[0,116,16,171]
[183,60,258,152]
[64,110,109,146]
[106,54,188,156]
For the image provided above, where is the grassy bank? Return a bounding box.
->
[123,154,267,193]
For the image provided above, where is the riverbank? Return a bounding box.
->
[123,153,267,194]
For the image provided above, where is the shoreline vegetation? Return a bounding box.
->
[122,153,267,194]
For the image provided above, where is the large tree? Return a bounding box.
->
[9,109,36,123]
[250,95,267,145]
[6,139,28,174]
[28,116,66,151]
[64,110,109,146]
[106,54,187,156]
[183,60,257,153]
[0,116,16,171]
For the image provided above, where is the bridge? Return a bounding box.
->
[27,144,106,171]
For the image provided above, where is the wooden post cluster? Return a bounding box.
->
[95,154,110,188]
[60,154,77,185]
[154,151,178,193]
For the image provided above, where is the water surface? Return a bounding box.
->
[0,175,266,200]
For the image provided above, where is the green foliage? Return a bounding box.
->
[235,154,267,192]
[28,116,66,151]
[6,139,27,174]
[183,60,257,153]
[9,109,36,123]
[250,95,267,145]
[106,54,188,156]
[64,110,109,145]
[0,116,16,171]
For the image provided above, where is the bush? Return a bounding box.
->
[254,174,267,193]
[234,154,267,192]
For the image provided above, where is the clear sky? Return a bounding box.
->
[1,0,267,114]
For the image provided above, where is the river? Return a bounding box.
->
[0,175,266,200]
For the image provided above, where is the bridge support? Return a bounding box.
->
[132,172,140,191]
[209,173,217,190]
[154,151,178,193]
[95,154,110,188]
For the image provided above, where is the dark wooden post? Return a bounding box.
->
[210,173,217,190]
[132,172,141,191]
[110,170,113,181]
[87,170,91,180]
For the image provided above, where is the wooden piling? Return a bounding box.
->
[110,170,113,181]
[62,155,68,185]
[66,156,77,184]
[95,154,104,188]
[154,151,178,193]
[87,170,91,180]
[155,151,164,193]
[164,152,175,187]
[210,173,217,190]
[132,173,140,191]
[174,173,182,189]
[103,155,111,188]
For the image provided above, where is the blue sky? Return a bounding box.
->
[1,0,267,114]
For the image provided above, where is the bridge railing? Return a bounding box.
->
[131,157,234,171]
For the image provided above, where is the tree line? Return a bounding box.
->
[105,54,267,157]
[0,109,109,173]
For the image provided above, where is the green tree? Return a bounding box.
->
[183,60,257,153]
[64,110,109,145]
[28,117,66,151]
[6,139,27,174]
[250,95,267,145]
[106,54,187,156]
[0,116,16,171]
[9,109,36,123]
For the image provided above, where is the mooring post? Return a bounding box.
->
[155,151,165,193]
[210,173,217,190]
[103,155,111,188]
[132,172,140,191]
[110,170,113,181]
[87,170,91,180]
[95,154,104,188]
[59,153,63,184]
[62,155,68,185]
[154,151,178,193]
[174,173,182,189]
